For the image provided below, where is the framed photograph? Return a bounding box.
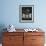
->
[19,5,34,23]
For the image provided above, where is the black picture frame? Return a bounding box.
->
[19,5,34,23]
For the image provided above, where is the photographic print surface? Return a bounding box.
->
[19,5,34,23]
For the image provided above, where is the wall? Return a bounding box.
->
[0,0,46,29]
[0,0,46,44]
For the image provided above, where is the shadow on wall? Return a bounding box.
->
[0,24,7,43]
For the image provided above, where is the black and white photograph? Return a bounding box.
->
[19,5,34,23]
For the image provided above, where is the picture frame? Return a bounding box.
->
[19,5,34,23]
